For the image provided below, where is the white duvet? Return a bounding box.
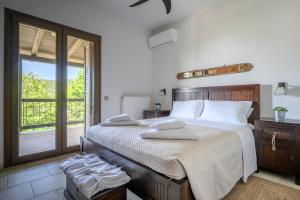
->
[87,117,257,200]
[173,118,257,200]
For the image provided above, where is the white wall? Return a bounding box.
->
[0,0,153,167]
[152,0,300,120]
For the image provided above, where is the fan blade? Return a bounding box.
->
[162,0,171,14]
[129,0,149,7]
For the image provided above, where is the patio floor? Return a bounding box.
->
[19,126,84,156]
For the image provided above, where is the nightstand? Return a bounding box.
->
[143,110,170,119]
[254,118,300,185]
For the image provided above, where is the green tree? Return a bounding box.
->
[22,73,52,98]
[68,69,84,98]
[67,69,85,122]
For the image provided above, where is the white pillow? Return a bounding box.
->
[199,100,253,125]
[170,100,204,119]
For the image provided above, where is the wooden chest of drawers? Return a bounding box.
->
[254,118,300,185]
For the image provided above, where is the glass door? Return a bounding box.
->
[63,32,98,151]
[5,9,101,166]
[19,23,58,156]
[10,17,63,164]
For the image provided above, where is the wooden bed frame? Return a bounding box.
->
[80,84,260,200]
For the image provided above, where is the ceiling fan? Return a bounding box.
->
[129,0,172,14]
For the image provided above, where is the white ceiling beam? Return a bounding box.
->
[32,29,45,56]
[68,39,84,58]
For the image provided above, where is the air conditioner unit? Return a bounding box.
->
[149,28,178,49]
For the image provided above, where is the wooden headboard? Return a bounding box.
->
[172,84,260,124]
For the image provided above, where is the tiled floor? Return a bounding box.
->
[0,162,65,200]
[0,155,298,200]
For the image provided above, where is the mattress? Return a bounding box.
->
[86,117,256,181]
[87,118,188,180]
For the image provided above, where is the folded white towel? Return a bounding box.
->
[60,154,100,173]
[106,114,133,122]
[140,126,199,140]
[72,163,130,198]
[76,170,130,198]
[65,159,101,176]
[148,119,186,130]
[67,160,109,179]
[61,154,131,198]
[100,120,139,126]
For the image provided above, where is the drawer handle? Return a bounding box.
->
[271,134,276,151]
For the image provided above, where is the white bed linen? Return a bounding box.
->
[140,126,199,140]
[173,118,257,200]
[180,118,257,182]
[148,119,186,130]
[86,117,257,200]
[87,120,187,179]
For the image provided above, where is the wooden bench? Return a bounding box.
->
[64,175,127,200]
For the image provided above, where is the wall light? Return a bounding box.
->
[274,82,288,96]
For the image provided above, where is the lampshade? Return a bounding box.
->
[274,82,287,96]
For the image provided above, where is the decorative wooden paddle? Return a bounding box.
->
[177,63,253,80]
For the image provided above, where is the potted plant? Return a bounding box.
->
[273,106,288,122]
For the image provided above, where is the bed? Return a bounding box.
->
[80,84,260,200]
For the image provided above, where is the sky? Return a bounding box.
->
[22,59,80,80]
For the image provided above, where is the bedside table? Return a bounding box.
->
[254,118,300,185]
[143,110,170,119]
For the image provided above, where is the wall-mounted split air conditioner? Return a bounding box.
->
[148,28,178,49]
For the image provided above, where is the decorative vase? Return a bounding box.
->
[274,111,286,122]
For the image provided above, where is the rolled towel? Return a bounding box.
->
[75,168,131,198]
[149,119,186,130]
[92,170,130,190]
[100,120,139,126]
[70,162,116,180]
[60,154,131,198]
[64,159,97,175]
[72,164,118,185]
[106,114,133,122]
[67,160,109,179]
[140,126,199,140]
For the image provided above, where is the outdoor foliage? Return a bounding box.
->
[22,73,54,99]
[68,69,85,98]
[21,68,85,132]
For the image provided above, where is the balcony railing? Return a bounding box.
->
[21,98,84,131]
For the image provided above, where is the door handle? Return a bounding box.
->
[271,134,276,151]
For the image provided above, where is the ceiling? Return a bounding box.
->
[88,0,221,31]
[20,24,89,65]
